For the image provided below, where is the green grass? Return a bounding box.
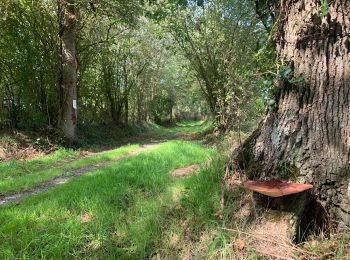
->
[151,120,214,136]
[0,149,80,179]
[0,145,138,195]
[0,140,221,259]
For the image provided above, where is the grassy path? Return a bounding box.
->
[0,121,211,197]
[0,143,161,207]
[0,145,140,197]
[0,140,221,259]
[0,121,245,259]
[0,121,212,198]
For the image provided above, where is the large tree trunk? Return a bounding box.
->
[237,0,350,230]
[58,0,77,140]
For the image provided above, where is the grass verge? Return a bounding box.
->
[0,145,138,196]
[0,149,81,179]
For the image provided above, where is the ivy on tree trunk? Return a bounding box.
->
[237,0,350,230]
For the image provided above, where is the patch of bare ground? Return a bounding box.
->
[173,132,198,141]
[221,192,294,259]
[248,211,295,259]
[80,213,92,223]
[227,191,293,259]
[0,143,161,207]
[171,164,200,178]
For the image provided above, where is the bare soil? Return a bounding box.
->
[171,164,200,178]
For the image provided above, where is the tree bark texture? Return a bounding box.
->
[58,0,77,140]
[237,0,350,229]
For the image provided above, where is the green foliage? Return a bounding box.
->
[167,0,267,129]
[278,64,306,84]
[78,11,205,126]
[289,75,306,84]
[266,98,277,112]
[0,0,266,133]
[151,120,214,136]
[0,0,199,130]
[150,94,174,123]
[278,65,293,81]
[0,0,59,129]
[321,0,329,17]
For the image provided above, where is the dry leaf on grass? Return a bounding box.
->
[234,238,245,251]
[80,213,92,223]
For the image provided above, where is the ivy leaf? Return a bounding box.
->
[279,66,293,80]
[321,0,329,17]
[288,75,305,84]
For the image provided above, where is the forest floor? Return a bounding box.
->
[0,121,349,259]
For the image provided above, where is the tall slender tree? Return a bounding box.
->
[58,0,78,140]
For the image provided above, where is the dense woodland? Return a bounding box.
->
[0,0,266,138]
[1,0,350,259]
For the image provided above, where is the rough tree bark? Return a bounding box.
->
[237,0,350,230]
[58,0,78,140]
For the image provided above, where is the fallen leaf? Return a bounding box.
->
[235,238,245,250]
[309,240,319,247]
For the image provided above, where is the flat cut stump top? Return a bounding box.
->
[171,164,200,178]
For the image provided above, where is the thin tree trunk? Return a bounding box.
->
[124,95,129,125]
[236,0,350,230]
[106,89,118,123]
[58,0,77,140]
[137,88,143,122]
